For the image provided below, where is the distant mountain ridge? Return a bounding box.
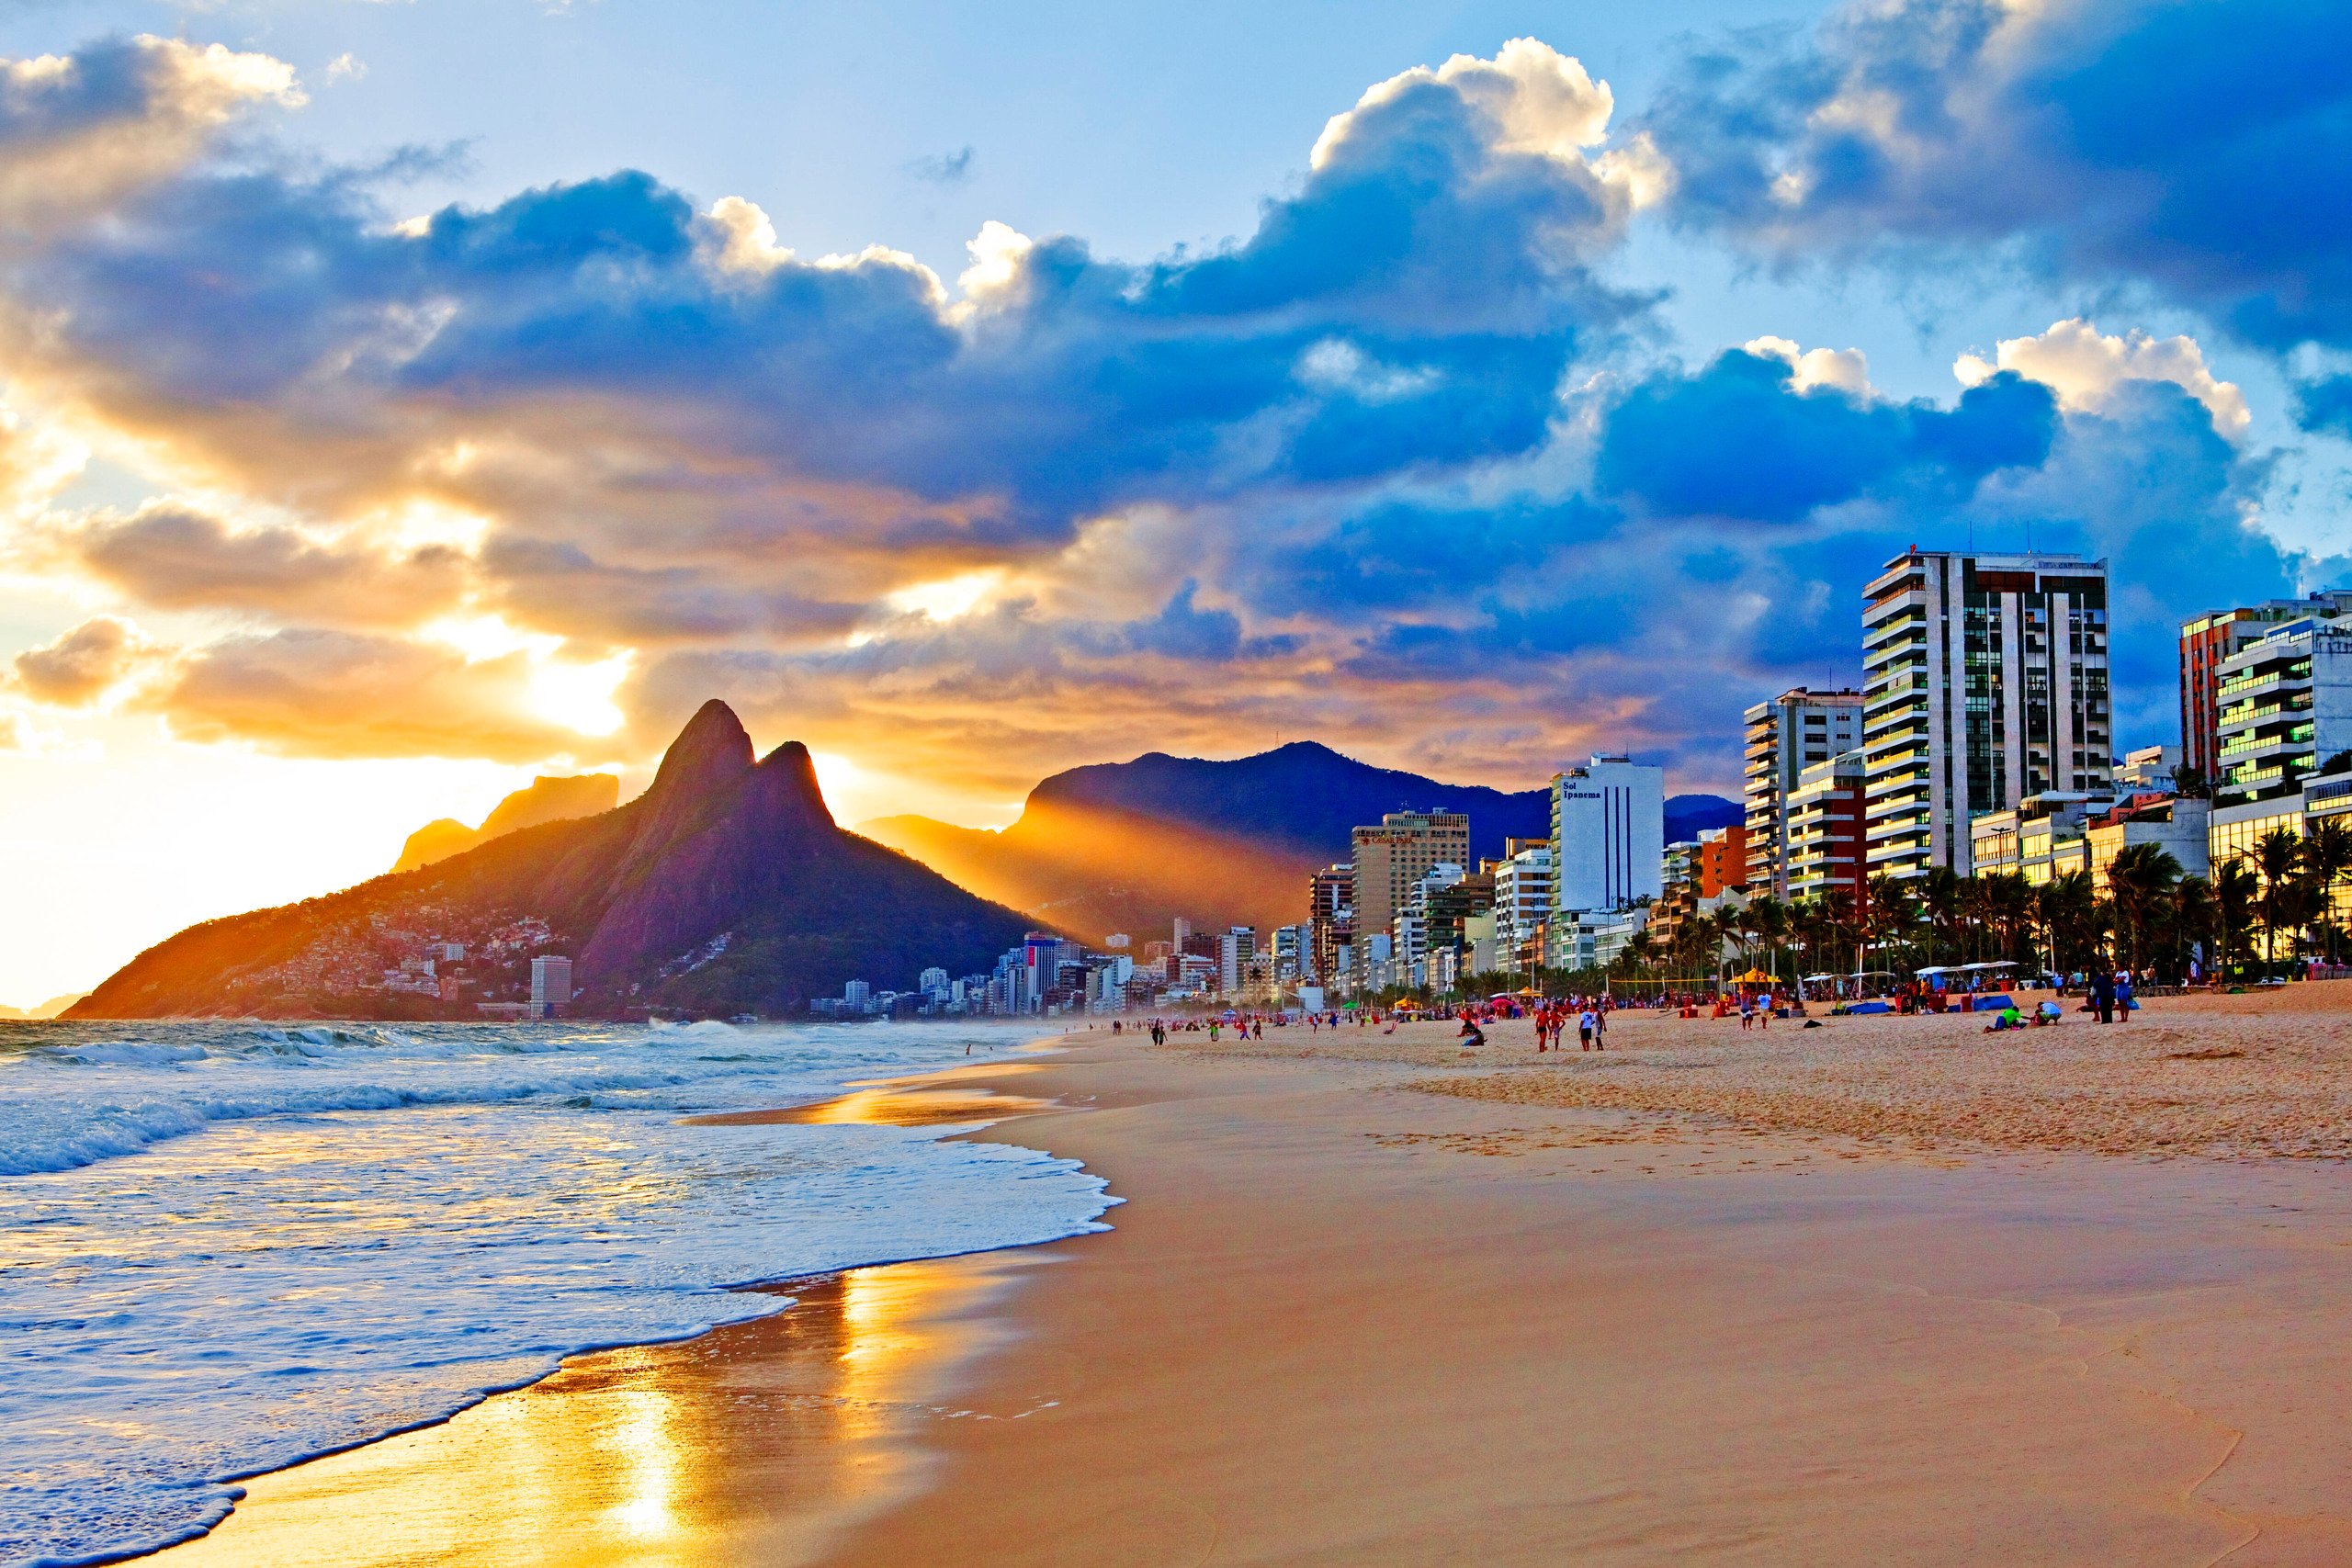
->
[71,702,1030,1021]
[863,741,1738,942]
[391,773,620,873]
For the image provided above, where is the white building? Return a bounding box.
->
[1218,927,1256,996]
[2213,617,2352,803]
[2113,744,2180,793]
[1860,550,2111,879]
[530,955,572,1016]
[1550,756,1664,915]
[1492,840,1554,969]
[1743,688,1864,897]
[1270,923,1313,981]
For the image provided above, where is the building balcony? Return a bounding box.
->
[2218,726,2315,763]
[2215,664,2310,703]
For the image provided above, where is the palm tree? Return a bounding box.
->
[2037,870,2098,979]
[1917,867,1965,964]
[1746,895,1791,986]
[1866,874,1919,964]
[2300,818,2352,964]
[2106,843,2184,976]
[2211,860,2259,978]
[1984,872,2036,966]
[2250,829,2308,976]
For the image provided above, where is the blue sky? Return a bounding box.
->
[1,0,2349,1001]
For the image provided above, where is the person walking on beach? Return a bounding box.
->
[1593,1005,1608,1051]
[2115,968,2134,1023]
[1578,1007,1597,1051]
[2089,964,2116,1024]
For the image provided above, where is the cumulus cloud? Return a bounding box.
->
[1742,334,1871,396]
[0,36,300,233]
[0,27,2315,796]
[1645,0,2352,364]
[1953,319,2249,434]
[33,500,469,626]
[145,626,631,763]
[1593,346,2055,523]
[9,615,159,705]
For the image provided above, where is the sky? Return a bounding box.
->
[2,0,2350,1005]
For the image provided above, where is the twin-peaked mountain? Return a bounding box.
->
[69,703,1030,1020]
[68,716,1739,1020]
[861,740,1740,944]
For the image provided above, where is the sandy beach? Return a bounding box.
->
[145,987,2352,1565]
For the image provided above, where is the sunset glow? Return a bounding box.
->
[0,3,2347,1009]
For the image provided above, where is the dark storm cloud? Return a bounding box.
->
[1648,0,2352,365]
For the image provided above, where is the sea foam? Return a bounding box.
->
[0,1019,1111,1567]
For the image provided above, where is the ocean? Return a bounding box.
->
[0,1018,1114,1567]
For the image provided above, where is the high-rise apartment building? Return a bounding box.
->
[1307,863,1353,988]
[1491,840,1554,970]
[2213,616,2352,803]
[1693,825,1748,898]
[1742,688,1864,896]
[530,954,572,1016]
[1551,755,1665,914]
[1784,750,1868,907]
[1217,927,1257,995]
[1349,810,1469,983]
[1860,550,2111,879]
[2180,592,2352,784]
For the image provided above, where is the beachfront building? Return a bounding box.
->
[2212,615,2352,805]
[1542,905,1650,972]
[1390,863,1464,978]
[1785,750,1868,905]
[1307,863,1353,994]
[1743,688,1864,896]
[1490,839,1553,973]
[1350,809,1470,987]
[1694,825,1747,897]
[1217,927,1256,996]
[1861,549,2112,880]
[1270,923,1313,984]
[2180,592,2352,784]
[2210,762,2352,939]
[2086,795,2211,892]
[2115,744,2181,793]
[1551,755,1665,915]
[529,955,572,1016]
[1464,908,1498,975]
[1968,795,2113,885]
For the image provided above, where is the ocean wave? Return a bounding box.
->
[0,1019,1095,1568]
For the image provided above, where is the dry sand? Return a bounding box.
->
[143,987,2352,1566]
[1175,987,2352,1160]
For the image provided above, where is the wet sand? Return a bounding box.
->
[144,998,2352,1565]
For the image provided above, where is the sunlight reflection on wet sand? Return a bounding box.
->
[143,1250,1046,1567]
[688,1066,1057,1129]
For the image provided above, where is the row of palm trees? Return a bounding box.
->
[1617,823,2352,986]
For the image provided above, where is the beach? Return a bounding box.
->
[145,987,2352,1565]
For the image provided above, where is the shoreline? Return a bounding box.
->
[139,998,2352,1564]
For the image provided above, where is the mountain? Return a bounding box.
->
[391,773,621,873]
[0,992,86,1021]
[1666,794,1746,843]
[862,740,1741,943]
[70,702,1032,1021]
